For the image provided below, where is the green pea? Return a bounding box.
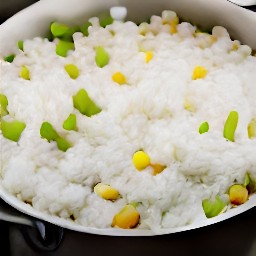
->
[64,64,80,79]
[18,40,24,51]
[73,89,102,117]
[0,94,9,117]
[20,66,30,80]
[199,121,209,134]
[80,21,92,36]
[56,137,72,152]
[56,40,75,57]
[95,46,110,68]
[1,120,26,142]
[223,111,238,142]
[4,54,16,63]
[63,113,77,131]
[202,195,227,218]
[40,122,59,142]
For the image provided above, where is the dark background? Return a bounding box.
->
[0,1,256,256]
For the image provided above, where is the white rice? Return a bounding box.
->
[1,11,256,231]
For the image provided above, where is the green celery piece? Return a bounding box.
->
[18,40,24,51]
[51,22,70,37]
[248,118,256,139]
[95,46,110,68]
[20,66,30,80]
[80,21,92,36]
[40,122,59,142]
[64,64,80,79]
[244,173,256,194]
[73,89,102,117]
[63,113,77,131]
[199,121,209,134]
[202,195,227,218]
[0,94,9,117]
[223,111,238,142]
[56,137,72,152]
[56,40,75,57]
[1,120,26,142]
[4,54,16,63]
[99,12,113,28]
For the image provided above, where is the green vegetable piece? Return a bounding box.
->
[80,21,92,36]
[244,173,256,194]
[63,113,77,131]
[18,40,24,51]
[0,94,9,117]
[56,40,75,57]
[51,22,70,37]
[95,46,110,68]
[73,89,102,117]
[199,121,209,134]
[1,120,26,142]
[4,54,16,63]
[55,137,72,152]
[20,66,30,80]
[247,118,256,139]
[202,195,227,218]
[99,13,113,28]
[40,122,59,142]
[64,64,80,79]
[223,111,238,142]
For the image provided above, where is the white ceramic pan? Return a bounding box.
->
[0,0,255,236]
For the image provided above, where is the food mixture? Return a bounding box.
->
[1,10,256,232]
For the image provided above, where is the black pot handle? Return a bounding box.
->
[0,199,64,252]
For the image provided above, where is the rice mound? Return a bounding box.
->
[1,11,256,231]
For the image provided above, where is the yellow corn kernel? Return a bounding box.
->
[20,66,30,80]
[94,183,119,200]
[231,42,239,51]
[132,150,151,171]
[248,118,256,139]
[170,24,177,34]
[229,184,248,205]
[151,163,166,176]
[112,72,126,85]
[184,97,196,112]
[112,204,140,229]
[192,66,208,80]
[145,51,153,63]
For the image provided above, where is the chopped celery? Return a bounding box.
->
[51,22,70,37]
[223,111,238,142]
[40,122,59,142]
[40,122,72,152]
[64,64,80,79]
[56,137,72,152]
[63,114,77,131]
[0,94,9,117]
[56,40,75,57]
[244,173,256,194]
[18,40,24,51]
[1,120,26,142]
[4,54,16,63]
[248,118,256,139]
[202,195,227,218]
[199,121,209,134]
[99,13,113,28]
[20,66,30,80]
[95,46,110,68]
[73,89,102,117]
[80,21,92,36]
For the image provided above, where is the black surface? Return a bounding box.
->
[1,1,256,256]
